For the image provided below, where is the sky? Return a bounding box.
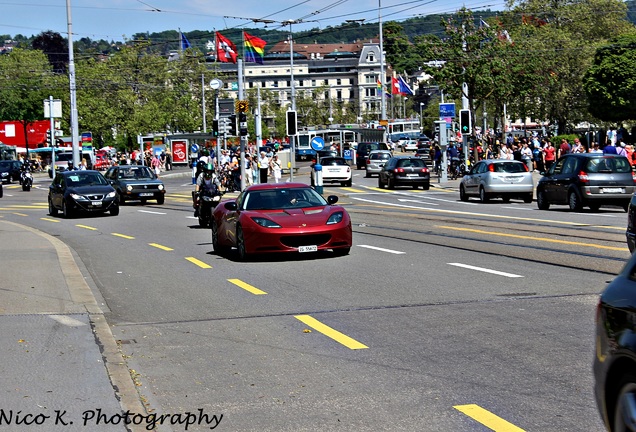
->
[1,0,508,43]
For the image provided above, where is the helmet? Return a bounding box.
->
[203,163,213,176]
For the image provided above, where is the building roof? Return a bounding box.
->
[268,39,379,59]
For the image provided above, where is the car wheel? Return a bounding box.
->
[523,193,533,204]
[502,196,511,203]
[568,190,582,212]
[236,225,248,261]
[0,184,3,198]
[48,197,58,216]
[365,171,370,178]
[423,183,430,191]
[346,179,352,187]
[537,190,550,210]
[387,177,395,189]
[110,205,119,216]
[62,200,73,218]
[459,185,468,201]
[612,372,636,432]
[479,187,489,203]
[140,199,147,205]
[378,177,384,189]
[211,221,229,254]
[22,184,30,191]
[118,192,125,204]
[589,203,601,212]
[624,203,630,213]
[156,195,165,205]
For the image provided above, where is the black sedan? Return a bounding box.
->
[0,160,22,183]
[48,170,119,218]
[594,252,636,431]
[104,165,166,204]
[378,155,430,190]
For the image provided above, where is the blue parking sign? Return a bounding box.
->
[343,149,352,160]
[439,103,456,118]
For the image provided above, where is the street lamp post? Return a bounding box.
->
[420,102,424,133]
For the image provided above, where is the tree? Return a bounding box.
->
[584,34,636,122]
[32,31,68,73]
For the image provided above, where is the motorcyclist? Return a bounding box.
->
[193,163,221,217]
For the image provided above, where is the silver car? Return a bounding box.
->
[460,159,534,203]
[365,150,392,177]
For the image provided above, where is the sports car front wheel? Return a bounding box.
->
[236,225,248,261]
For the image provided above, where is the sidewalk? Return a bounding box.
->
[0,220,146,431]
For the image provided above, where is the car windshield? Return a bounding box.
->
[586,157,632,173]
[118,167,154,179]
[492,162,526,173]
[66,173,108,187]
[242,188,327,210]
[320,157,347,166]
[397,159,426,168]
[0,161,14,168]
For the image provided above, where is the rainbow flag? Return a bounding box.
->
[244,31,267,64]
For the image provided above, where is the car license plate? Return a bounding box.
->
[91,201,102,206]
[139,192,154,197]
[406,173,419,177]
[298,245,318,253]
[602,188,623,193]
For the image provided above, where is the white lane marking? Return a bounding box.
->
[358,245,406,254]
[448,262,524,278]
[398,198,439,206]
[138,210,166,215]
[49,315,87,327]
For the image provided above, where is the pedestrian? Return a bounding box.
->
[520,142,533,171]
[270,154,282,183]
[151,153,161,176]
[258,151,269,184]
[543,141,556,171]
[557,139,571,159]
[244,154,253,187]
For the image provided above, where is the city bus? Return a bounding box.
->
[296,127,385,160]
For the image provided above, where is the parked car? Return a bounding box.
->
[378,155,430,190]
[356,142,390,170]
[460,159,534,203]
[104,165,166,204]
[627,193,636,253]
[48,170,119,218]
[365,150,392,178]
[0,160,21,183]
[312,157,352,187]
[594,251,636,432]
[211,183,352,260]
[536,154,636,212]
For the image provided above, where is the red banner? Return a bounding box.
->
[171,141,187,164]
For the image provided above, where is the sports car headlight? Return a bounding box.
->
[126,185,133,191]
[251,217,282,228]
[106,191,116,198]
[326,211,344,225]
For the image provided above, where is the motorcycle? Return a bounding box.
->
[193,188,223,228]
[20,169,33,191]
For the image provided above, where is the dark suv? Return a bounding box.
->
[536,154,635,212]
[0,160,22,183]
[356,142,390,170]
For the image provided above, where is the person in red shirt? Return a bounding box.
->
[557,139,571,159]
[543,141,556,171]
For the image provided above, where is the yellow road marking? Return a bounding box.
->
[8,205,48,209]
[76,224,97,231]
[12,212,28,216]
[365,186,391,193]
[341,187,365,193]
[437,225,629,251]
[149,243,173,251]
[40,217,60,223]
[112,233,135,239]
[454,404,525,431]
[294,315,368,350]
[185,257,212,268]
[227,278,267,295]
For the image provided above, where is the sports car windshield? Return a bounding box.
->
[242,188,328,210]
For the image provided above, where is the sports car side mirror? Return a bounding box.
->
[224,201,237,211]
[327,195,338,205]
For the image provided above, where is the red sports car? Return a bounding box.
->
[211,183,352,260]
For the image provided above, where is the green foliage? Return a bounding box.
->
[584,33,636,122]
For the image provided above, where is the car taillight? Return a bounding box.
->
[488,164,495,172]
[346,166,350,173]
[394,168,405,173]
[578,170,589,183]
[632,172,636,184]
[421,167,428,173]
[366,159,370,164]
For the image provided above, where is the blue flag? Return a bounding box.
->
[398,76,414,96]
[181,32,191,50]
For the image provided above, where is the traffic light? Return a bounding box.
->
[228,115,237,136]
[459,109,471,135]
[212,120,219,137]
[46,129,52,146]
[238,112,248,136]
[286,110,297,136]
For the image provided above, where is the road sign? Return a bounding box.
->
[236,100,249,113]
[439,103,456,118]
[310,137,325,151]
[190,143,199,153]
[209,78,222,90]
[343,149,352,160]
